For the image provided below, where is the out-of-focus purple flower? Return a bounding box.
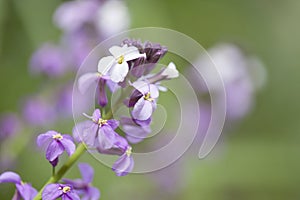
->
[0,171,37,200]
[0,113,20,140]
[22,97,56,126]
[30,43,68,77]
[37,131,76,167]
[120,117,151,144]
[42,183,80,200]
[78,73,118,107]
[73,109,126,151]
[53,0,99,33]
[97,45,146,83]
[63,163,100,200]
[129,80,159,121]
[112,146,134,176]
[95,0,130,39]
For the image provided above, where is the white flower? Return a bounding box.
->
[98,45,146,83]
[161,62,179,79]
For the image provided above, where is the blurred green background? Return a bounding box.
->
[0,0,300,199]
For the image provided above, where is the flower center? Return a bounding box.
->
[126,146,132,157]
[62,186,71,193]
[117,55,125,64]
[144,92,154,102]
[52,133,63,140]
[97,118,107,126]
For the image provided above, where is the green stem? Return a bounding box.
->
[34,143,86,200]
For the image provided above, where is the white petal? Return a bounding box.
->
[149,84,159,98]
[109,62,129,83]
[131,80,149,94]
[97,56,114,74]
[109,45,125,58]
[125,52,146,62]
[161,62,179,79]
[132,98,153,120]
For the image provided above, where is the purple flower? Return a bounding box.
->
[78,73,118,107]
[42,183,80,200]
[73,109,126,151]
[120,117,151,144]
[22,97,56,126]
[30,43,68,77]
[0,113,20,140]
[0,171,37,200]
[130,81,159,121]
[112,146,134,176]
[63,163,100,200]
[53,0,99,33]
[37,131,76,167]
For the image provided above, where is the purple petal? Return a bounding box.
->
[121,117,151,144]
[63,178,85,189]
[107,119,119,130]
[16,183,37,200]
[63,191,80,200]
[78,163,94,183]
[60,135,76,156]
[112,154,134,176]
[81,122,98,148]
[73,121,94,143]
[92,109,101,122]
[46,140,65,161]
[97,78,108,107]
[36,131,56,148]
[134,117,152,126]
[106,79,120,93]
[97,126,117,150]
[50,157,59,167]
[42,184,63,200]
[0,171,21,184]
[85,186,100,200]
[78,73,100,93]
[132,98,153,120]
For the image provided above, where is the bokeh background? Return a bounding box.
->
[0,0,300,199]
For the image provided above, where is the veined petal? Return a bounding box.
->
[112,153,134,176]
[0,171,21,184]
[60,136,76,156]
[124,52,146,62]
[16,183,37,200]
[132,98,153,120]
[97,126,116,150]
[78,73,100,93]
[97,56,114,75]
[36,131,56,148]
[92,109,101,121]
[81,123,98,148]
[42,184,63,200]
[46,140,65,161]
[107,119,119,130]
[78,163,94,183]
[72,120,94,143]
[63,191,80,200]
[109,62,129,83]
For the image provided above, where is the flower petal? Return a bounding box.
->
[16,183,37,200]
[97,56,114,75]
[112,154,134,176]
[109,62,129,83]
[132,98,153,120]
[42,184,63,200]
[86,186,100,200]
[60,135,76,156]
[107,119,119,130]
[97,126,116,150]
[78,73,100,93]
[92,109,101,121]
[78,163,94,183]
[46,140,65,161]
[36,131,56,148]
[63,191,80,200]
[0,171,21,184]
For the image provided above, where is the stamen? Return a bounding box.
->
[126,146,132,157]
[52,133,63,140]
[62,186,71,193]
[97,118,107,126]
[117,55,125,64]
[144,92,154,101]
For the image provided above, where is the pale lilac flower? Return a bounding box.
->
[30,43,68,77]
[78,73,118,107]
[146,62,179,84]
[0,113,20,140]
[97,45,146,83]
[73,109,125,151]
[42,183,80,200]
[22,97,56,126]
[130,81,159,121]
[37,131,76,166]
[120,117,151,144]
[53,0,99,33]
[112,146,134,176]
[63,163,100,200]
[0,171,37,200]
[95,0,130,39]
